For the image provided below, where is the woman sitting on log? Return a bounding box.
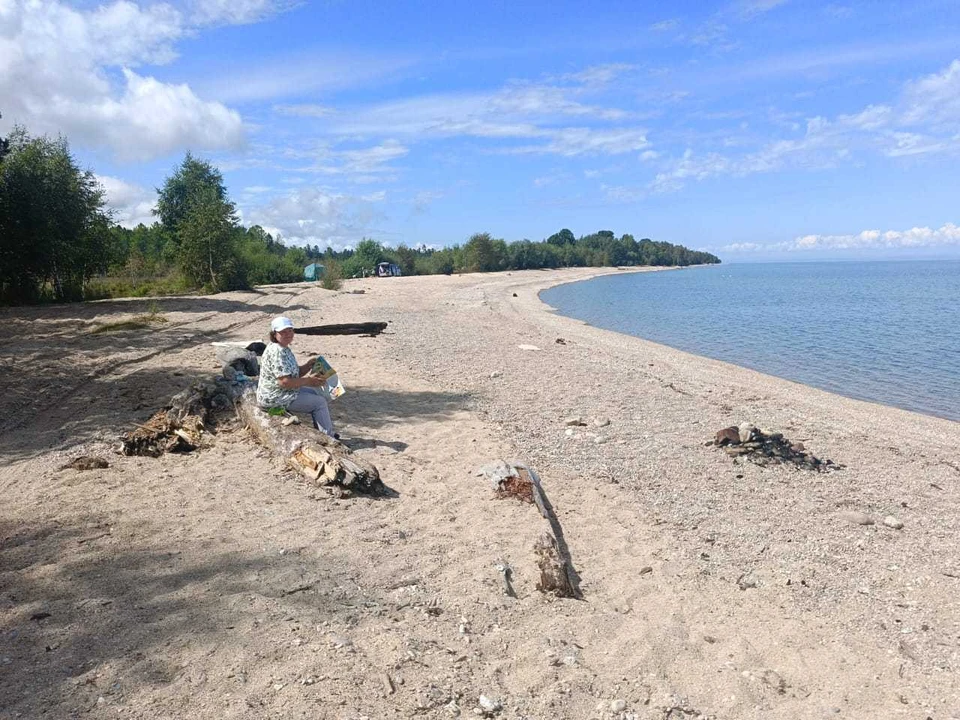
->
[257,316,338,438]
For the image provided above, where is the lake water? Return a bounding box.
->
[540,261,960,422]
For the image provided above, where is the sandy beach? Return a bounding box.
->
[1,267,958,720]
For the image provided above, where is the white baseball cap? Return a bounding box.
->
[270,316,294,332]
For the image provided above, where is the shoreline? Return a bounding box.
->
[1,267,958,718]
[536,264,960,426]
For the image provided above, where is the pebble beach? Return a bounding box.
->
[1,266,958,719]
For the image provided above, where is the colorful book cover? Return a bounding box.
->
[311,356,346,400]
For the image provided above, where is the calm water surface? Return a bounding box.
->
[541,261,960,422]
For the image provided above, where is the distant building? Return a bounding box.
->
[303,263,325,281]
[376,262,402,277]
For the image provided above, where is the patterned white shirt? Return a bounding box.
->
[256,342,299,408]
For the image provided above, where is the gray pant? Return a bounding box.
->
[287,387,335,437]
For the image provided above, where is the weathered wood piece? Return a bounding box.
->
[521,465,581,599]
[479,460,581,599]
[295,322,388,337]
[236,388,382,496]
[120,380,229,456]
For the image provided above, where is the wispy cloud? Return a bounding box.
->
[649,58,960,192]
[732,0,790,19]
[273,104,336,118]
[188,0,295,27]
[199,51,417,103]
[721,223,960,253]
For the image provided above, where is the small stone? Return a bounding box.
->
[517,344,540,351]
[610,699,627,712]
[565,417,585,426]
[593,435,606,444]
[489,371,502,379]
[593,417,610,427]
[639,566,653,576]
[565,428,575,437]
[330,634,352,648]
[883,516,904,530]
[738,424,755,444]
[840,511,875,526]
[737,573,758,590]
[715,427,740,446]
[478,694,502,713]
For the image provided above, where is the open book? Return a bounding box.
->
[310,355,346,400]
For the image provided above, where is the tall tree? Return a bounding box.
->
[155,153,229,236]
[0,125,110,303]
[175,186,240,291]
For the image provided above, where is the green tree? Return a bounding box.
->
[392,244,418,276]
[155,153,229,236]
[545,228,575,246]
[0,126,111,303]
[341,238,384,278]
[176,187,241,291]
[464,232,499,272]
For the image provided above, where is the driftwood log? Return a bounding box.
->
[236,388,382,496]
[481,460,581,599]
[296,322,388,337]
[120,377,382,497]
[119,380,233,457]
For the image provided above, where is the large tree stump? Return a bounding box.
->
[236,388,382,496]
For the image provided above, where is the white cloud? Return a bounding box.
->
[602,184,645,203]
[274,104,336,118]
[650,19,679,32]
[734,0,789,18]
[721,223,960,253]
[199,52,415,104]
[649,58,960,192]
[560,63,638,89]
[97,174,156,228]
[0,0,244,161]
[307,74,644,157]
[292,140,408,177]
[189,0,290,26]
[901,59,960,126]
[786,224,960,251]
[243,187,386,248]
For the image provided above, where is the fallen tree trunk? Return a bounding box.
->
[236,388,382,496]
[295,322,388,337]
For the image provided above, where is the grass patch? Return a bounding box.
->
[90,303,168,334]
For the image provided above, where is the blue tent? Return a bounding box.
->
[303,263,325,281]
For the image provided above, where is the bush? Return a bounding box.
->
[320,260,343,290]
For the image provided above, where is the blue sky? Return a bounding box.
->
[3,0,960,261]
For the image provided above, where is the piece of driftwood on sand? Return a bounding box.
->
[482,460,581,599]
[295,322,389,337]
[120,378,382,497]
[236,388,382,496]
[119,380,231,457]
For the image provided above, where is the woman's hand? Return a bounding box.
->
[299,357,317,377]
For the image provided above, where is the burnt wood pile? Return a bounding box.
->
[709,424,842,472]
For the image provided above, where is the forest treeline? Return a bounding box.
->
[0,125,720,305]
